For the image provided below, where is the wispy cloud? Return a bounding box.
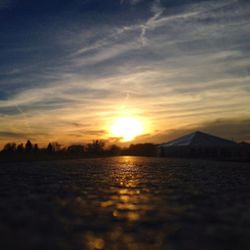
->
[0,0,13,10]
[143,118,250,144]
[0,0,250,145]
[120,0,144,5]
[139,0,165,45]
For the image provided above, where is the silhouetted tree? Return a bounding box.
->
[52,142,61,152]
[33,144,39,153]
[123,143,157,156]
[86,140,105,155]
[16,143,24,153]
[46,142,61,153]
[25,140,33,153]
[108,144,121,156]
[47,143,53,153]
[67,145,85,155]
[3,143,17,153]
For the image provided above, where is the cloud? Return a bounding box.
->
[139,0,165,45]
[0,0,250,145]
[0,131,50,143]
[0,0,13,10]
[140,118,250,144]
[0,131,27,138]
[120,0,144,5]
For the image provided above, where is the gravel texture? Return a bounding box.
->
[0,156,250,250]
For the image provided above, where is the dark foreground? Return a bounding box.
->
[0,157,250,250]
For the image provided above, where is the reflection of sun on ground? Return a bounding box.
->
[110,117,144,142]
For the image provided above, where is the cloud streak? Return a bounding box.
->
[0,0,250,146]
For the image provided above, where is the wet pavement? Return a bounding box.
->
[0,156,250,250]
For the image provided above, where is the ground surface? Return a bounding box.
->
[0,156,250,250]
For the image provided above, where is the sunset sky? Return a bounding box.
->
[0,0,250,147]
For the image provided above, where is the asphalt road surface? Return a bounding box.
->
[0,156,250,250]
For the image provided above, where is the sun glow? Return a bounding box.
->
[111,117,144,142]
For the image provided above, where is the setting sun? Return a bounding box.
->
[111,117,144,142]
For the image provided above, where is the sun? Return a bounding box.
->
[111,117,144,142]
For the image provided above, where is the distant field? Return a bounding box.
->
[0,157,250,250]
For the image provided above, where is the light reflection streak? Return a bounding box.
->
[84,156,188,250]
[100,156,152,222]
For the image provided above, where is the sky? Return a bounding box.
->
[0,0,250,147]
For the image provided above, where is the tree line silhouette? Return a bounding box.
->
[0,139,157,162]
[3,139,249,162]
